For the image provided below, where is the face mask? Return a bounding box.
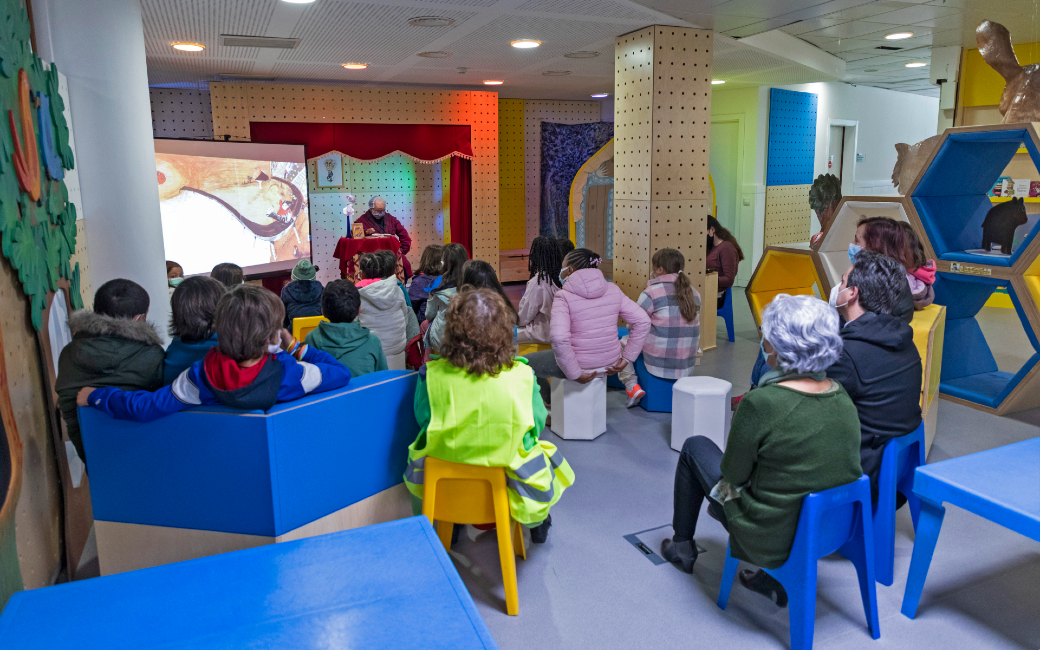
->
[847,243,862,264]
[559,269,568,285]
[169,277,184,287]
[829,284,850,309]
[268,343,282,355]
[759,337,769,359]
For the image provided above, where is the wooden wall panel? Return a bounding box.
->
[209,84,500,269]
[613,200,651,298]
[523,100,600,246]
[499,99,526,250]
[150,89,213,139]
[614,27,655,203]
[764,184,812,246]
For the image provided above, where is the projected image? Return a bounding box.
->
[156,153,310,276]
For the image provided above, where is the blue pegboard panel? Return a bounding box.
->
[767,89,818,186]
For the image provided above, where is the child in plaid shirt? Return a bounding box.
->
[620,248,701,407]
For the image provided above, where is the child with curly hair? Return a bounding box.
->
[404,288,574,543]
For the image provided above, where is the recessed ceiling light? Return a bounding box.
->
[483,80,504,85]
[408,16,455,27]
[342,63,368,70]
[591,93,609,98]
[543,70,571,76]
[905,62,927,68]
[565,51,599,59]
[711,79,725,85]
[511,39,541,49]
[885,32,914,40]
[171,42,205,52]
[417,51,451,58]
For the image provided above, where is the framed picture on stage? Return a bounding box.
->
[317,153,343,187]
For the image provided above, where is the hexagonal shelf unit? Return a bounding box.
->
[906,124,1040,415]
[745,244,824,329]
[814,196,925,295]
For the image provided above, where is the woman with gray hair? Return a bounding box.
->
[662,294,863,608]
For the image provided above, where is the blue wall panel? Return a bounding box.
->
[767,88,818,186]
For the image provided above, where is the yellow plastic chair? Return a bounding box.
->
[421,457,526,616]
[517,342,551,356]
[292,315,328,341]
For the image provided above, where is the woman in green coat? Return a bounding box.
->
[662,294,862,607]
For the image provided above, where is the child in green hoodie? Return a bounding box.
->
[305,279,388,377]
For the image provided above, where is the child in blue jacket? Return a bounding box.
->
[77,284,351,419]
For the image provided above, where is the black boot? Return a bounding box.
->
[530,515,552,543]
[660,538,698,573]
[738,569,788,608]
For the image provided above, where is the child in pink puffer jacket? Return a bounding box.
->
[524,248,651,405]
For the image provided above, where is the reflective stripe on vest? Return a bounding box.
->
[405,456,426,485]
[506,476,555,504]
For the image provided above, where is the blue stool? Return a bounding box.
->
[610,327,676,412]
[718,475,881,650]
[874,423,925,586]
[718,287,735,343]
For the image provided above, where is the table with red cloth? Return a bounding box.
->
[333,236,406,283]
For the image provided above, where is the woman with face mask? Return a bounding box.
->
[845,217,929,323]
[705,216,745,309]
[166,260,184,297]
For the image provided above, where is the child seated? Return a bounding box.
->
[305,279,388,377]
[619,248,701,407]
[376,249,413,308]
[424,243,469,353]
[164,276,224,384]
[76,284,351,420]
[517,236,561,344]
[281,259,324,328]
[211,262,244,288]
[356,252,419,370]
[408,244,443,322]
[404,288,574,543]
[56,279,165,462]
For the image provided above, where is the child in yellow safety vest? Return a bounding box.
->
[404,287,574,543]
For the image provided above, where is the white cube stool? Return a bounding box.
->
[671,377,732,452]
[550,377,607,440]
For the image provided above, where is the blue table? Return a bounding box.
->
[0,517,499,649]
[901,438,1040,618]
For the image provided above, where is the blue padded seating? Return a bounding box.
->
[718,287,735,343]
[610,327,676,412]
[874,423,925,586]
[80,370,419,537]
[717,475,881,650]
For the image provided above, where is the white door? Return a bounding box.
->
[709,120,746,283]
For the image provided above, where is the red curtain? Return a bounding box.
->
[249,122,473,162]
[250,121,472,252]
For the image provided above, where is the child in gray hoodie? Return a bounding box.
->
[356,253,418,369]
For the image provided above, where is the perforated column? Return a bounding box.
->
[614,26,713,301]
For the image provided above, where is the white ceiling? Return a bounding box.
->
[142,0,1040,99]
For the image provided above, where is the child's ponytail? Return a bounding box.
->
[652,248,699,323]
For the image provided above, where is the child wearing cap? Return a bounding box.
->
[281,259,324,328]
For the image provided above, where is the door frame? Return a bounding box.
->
[826,118,859,197]
[710,112,749,283]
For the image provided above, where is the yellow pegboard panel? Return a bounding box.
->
[499,99,526,250]
[69,218,93,310]
[210,84,500,271]
[764,184,812,246]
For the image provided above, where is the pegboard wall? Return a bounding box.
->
[499,99,526,250]
[307,154,446,286]
[209,83,499,270]
[613,26,713,301]
[523,100,600,247]
[766,88,817,186]
[150,88,214,140]
[764,184,813,246]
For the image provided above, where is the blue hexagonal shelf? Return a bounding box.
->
[910,125,1040,268]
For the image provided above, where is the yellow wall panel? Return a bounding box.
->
[764,184,812,246]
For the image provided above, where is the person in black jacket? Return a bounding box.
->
[827,250,922,502]
[281,259,324,328]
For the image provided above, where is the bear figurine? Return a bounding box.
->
[981,197,1028,255]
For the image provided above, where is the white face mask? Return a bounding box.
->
[828,284,850,309]
[268,343,282,355]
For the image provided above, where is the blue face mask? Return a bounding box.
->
[848,243,862,264]
[559,269,569,285]
[759,337,769,359]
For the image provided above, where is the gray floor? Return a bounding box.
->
[453,289,1040,650]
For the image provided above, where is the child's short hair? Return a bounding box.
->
[170,276,225,343]
[557,237,576,258]
[322,280,361,323]
[358,253,382,280]
[215,285,284,363]
[375,250,398,278]
[418,245,443,275]
[94,279,150,319]
[211,262,244,288]
[441,288,516,377]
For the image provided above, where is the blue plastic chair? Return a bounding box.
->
[717,475,881,650]
[873,423,925,586]
[718,287,735,343]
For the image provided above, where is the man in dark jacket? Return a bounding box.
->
[55,279,165,463]
[352,196,413,278]
[828,250,922,501]
[281,259,324,328]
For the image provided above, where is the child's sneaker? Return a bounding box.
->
[625,384,646,408]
